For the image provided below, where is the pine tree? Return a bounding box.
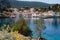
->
[12,18,32,36]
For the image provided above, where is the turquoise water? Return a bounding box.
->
[42,19,60,40]
[0,18,60,40]
[28,18,60,40]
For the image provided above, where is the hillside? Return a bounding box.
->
[9,1,54,8]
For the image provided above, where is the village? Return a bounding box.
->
[0,0,60,40]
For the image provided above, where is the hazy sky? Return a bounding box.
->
[17,0,60,4]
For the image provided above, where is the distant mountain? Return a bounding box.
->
[9,1,54,8]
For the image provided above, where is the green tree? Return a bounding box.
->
[12,18,32,36]
[0,0,11,13]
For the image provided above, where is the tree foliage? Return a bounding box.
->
[12,18,32,36]
[0,0,11,13]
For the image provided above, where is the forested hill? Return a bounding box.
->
[9,1,54,8]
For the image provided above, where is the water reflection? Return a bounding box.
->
[28,17,60,40]
[0,17,60,40]
[43,18,60,40]
[52,13,58,27]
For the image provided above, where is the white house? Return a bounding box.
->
[31,12,40,20]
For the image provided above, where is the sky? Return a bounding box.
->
[17,0,60,4]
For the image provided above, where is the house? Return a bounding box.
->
[31,11,40,20]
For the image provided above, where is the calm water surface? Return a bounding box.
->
[28,18,60,40]
[0,18,60,40]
